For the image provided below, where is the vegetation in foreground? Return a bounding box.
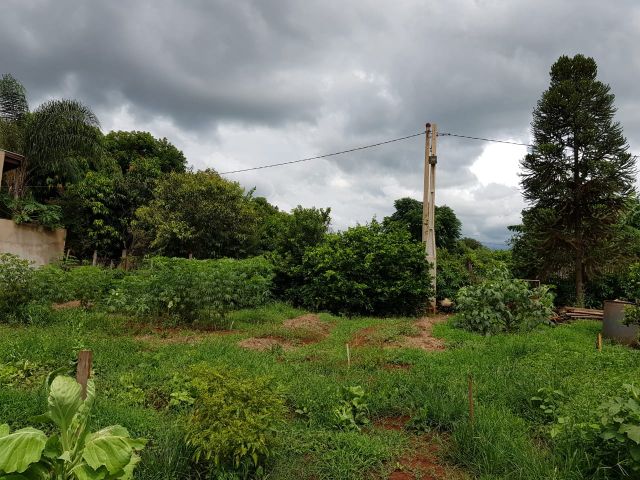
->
[1,303,639,479]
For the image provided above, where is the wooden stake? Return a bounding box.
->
[76,350,93,400]
[92,249,98,266]
[597,333,602,352]
[346,343,351,369]
[468,373,474,426]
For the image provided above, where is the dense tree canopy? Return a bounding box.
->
[518,54,636,305]
[384,197,462,250]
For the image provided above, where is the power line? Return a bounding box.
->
[437,132,533,147]
[218,131,426,175]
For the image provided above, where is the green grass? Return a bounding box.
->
[1,303,639,479]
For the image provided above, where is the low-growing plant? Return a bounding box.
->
[184,364,286,477]
[0,374,146,479]
[333,386,370,432]
[32,265,118,307]
[623,304,640,327]
[0,253,35,323]
[530,387,566,423]
[107,256,273,323]
[594,383,640,474]
[454,268,554,335]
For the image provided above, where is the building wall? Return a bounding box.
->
[0,219,66,266]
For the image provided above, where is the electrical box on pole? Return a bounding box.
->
[422,123,437,312]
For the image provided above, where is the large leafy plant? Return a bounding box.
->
[0,375,145,479]
[454,268,554,335]
[333,386,370,432]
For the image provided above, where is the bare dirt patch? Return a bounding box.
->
[52,300,82,310]
[352,315,448,352]
[237,337,294,351]
[238,314,333,351]
[392,316,447,352]
[375,417,467,480]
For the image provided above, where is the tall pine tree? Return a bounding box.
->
[520,54,636,306]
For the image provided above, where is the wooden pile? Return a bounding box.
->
[552,307,603,323]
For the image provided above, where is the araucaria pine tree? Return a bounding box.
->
[520,54,636,306]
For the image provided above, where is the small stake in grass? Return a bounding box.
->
[597,333,602,352]
[346,343,351,369]
[468,373,475,426]
[76,350,93,400]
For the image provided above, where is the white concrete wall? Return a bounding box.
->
[0,219,66,266]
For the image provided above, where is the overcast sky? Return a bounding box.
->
[2,0,639,245]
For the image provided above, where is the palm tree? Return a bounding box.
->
[0,74,101,198]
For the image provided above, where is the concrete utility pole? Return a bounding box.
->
[422,123,437,312]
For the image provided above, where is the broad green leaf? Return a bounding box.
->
[0,424,9,438]
[82,431,134,475]
[47,376,83,431]
[69,464,107,480]
[0,427,47,473]
[622,424,640,444]
[120,453,141,480]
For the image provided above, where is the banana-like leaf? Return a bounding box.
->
[0,424,9,438]
[47,376,83,432]
[70,464,108,480]
[0,427,47,474]
[81,426,145,475]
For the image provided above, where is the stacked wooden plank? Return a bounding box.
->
[552,307,604,323]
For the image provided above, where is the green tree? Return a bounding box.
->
[0,74,101,198]
[520,54,636,305]
[270,206,331,298]
[102,130,186,174]
[384,197,462,250]
[297,221,432,316]
[133,170,259,258]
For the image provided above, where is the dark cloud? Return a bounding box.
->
[2,0,639,243]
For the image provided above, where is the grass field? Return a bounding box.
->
[1,303,639,479]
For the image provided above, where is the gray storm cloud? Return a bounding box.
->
[2,0,639,244]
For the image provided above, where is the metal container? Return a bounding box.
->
[603,300,640,346]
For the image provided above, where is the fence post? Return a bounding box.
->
[346,343,351,369]
[76,350,93,400]
[468,373,475,426]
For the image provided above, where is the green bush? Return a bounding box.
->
[33,265,119,307]
[296,221,432,316]
[0,253,35,322]
[592,383,640,474]
[454,268,554,335]
[108,256,273,323]
[184,365,285,477]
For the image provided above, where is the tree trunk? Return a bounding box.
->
[575,247,584,307]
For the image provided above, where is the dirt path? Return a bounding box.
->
[392,315,448,351]
[375,415,468,480]
[238,314,332,351]
[352,315,449,352]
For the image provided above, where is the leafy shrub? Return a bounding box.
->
[297,221,432,316]
[333,386,370,431]
[593,383,640,474]
[0,193,63,229]
[184,365,285,476]
[108,256,273,323]
[553,384,640,476]
[0,374,146,478]
[624,304,640,327]
[454,268,554,335]
[0,253,35,322]
[32,264,119,307]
